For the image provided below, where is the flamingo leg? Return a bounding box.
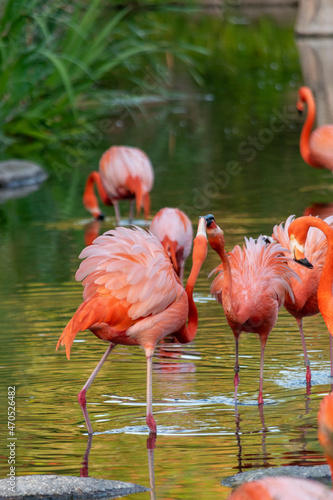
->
[129,199,135,224]
[147,433,156,500]
[296,317,311,384]
[113,201,121,226]
[234,335,240,403]
[146,352,157,433]
[258,336,268,405]
[78,343,114,434]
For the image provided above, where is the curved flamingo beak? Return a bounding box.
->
[290,237,313,269]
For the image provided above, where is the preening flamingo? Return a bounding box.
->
[204,214,298,404]
[150,207,193,282]
[272,215,333,383]
[289,216,333,375]
[297,86,333,171]
[57,218,207,434]
[83,146,154,224]
[228,391,333,499]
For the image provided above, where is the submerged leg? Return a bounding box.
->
[234,335,240,403]
[78,343,115,434]
[258,336,268,405]
[296,317,311,384]
[146,350,157,433]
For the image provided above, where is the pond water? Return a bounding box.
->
[1,6,333,500]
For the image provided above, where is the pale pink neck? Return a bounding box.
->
[175,240,206,343]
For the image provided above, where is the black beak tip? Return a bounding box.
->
[297,108,303,116]
[296,257,313,269]
[204,214,215,227]
[96,213,105,221]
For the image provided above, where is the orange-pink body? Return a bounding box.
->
[150,207,193,282]
[297,86,333,171]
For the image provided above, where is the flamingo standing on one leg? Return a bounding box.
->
[297,86,333,171]
[204,214,298,405]
[272,215,333,384]
[56,218,207,434]
[288,216,333,376]
[150,207,193,282]
[83,145,154,224]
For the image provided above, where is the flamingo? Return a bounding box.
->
[228,391,333,499]
[150,207,193,282]
[83,145,154,224]
[227,475,333,499]
[288,216,333,375]
[204,214,298,404]
[272,215,333,383]
[297,86,333,171]
[56,218,207,434]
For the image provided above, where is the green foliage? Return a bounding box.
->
[0,0,204,149]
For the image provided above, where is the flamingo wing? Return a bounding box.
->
[57,227,183,358]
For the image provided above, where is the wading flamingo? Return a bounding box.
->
[228,392,333,499]
[150,208,193,282]
[204,214,298,404]
[297,86,333,171]
[289,216,333,375]
[57,218,207,434]
[83,146,154,224]
[272,215,333,383]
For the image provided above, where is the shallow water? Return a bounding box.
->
[1,7,333,500]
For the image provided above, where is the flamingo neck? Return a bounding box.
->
[175,233,207,343]
[83,172,110,218]
[299,92,318,167]
[209,232,233,313]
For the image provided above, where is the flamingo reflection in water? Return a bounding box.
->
[57,219,207,435]
[228,391,333,499]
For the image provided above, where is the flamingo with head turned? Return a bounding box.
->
[150,207,193,283]
[57,218,207,434]
[83,145,154,224]
[204,214,298,405]
[288,216,333,376]
[297,86,333,171]
[272,215,333,384]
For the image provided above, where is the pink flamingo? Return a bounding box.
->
[288,216,333,376]
[56,218,207,434]
[150,207,193,282]
[83,146,154,224]
[204,214,298,404]
[272,215,333,383]
[297,86,333,171]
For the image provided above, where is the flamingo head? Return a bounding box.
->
[296,86,314,115]
[204,214,225,254]
[288,219,313,269]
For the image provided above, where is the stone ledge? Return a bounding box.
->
[0,160,48,189]
[0,475,149,500]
